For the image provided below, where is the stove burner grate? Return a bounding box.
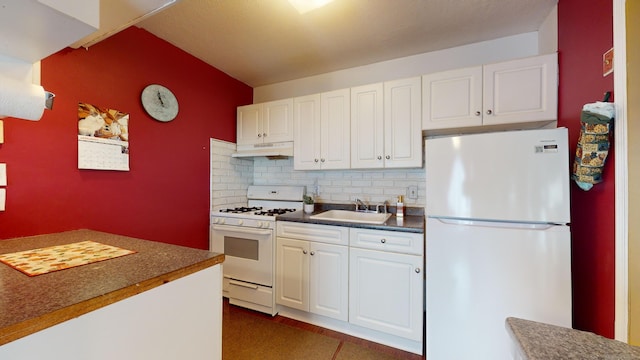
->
[219,206,263,213]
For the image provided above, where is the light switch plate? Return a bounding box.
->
[0,163,6,186]
[0,189,5,211]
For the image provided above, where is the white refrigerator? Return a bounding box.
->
[425,128,572,360]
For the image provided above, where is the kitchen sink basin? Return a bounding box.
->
[309,210,391,224]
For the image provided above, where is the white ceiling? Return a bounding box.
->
[138,0,557,87]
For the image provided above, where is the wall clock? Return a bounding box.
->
[141,84,179,122]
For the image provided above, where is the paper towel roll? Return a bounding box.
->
[0,74,46,121]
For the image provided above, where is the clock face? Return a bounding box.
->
[141,84,179,122]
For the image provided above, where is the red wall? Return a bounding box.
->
[558,1,615,337]
[0,27,252,248]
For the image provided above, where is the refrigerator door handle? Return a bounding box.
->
[432,217,561,230]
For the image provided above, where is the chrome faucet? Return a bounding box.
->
[354,198,367,212]
[376,200,389,214]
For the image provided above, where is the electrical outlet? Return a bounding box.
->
[407,185,418,199]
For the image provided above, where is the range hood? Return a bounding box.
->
[232,142,293,159]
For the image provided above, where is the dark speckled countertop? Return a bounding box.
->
[0,229,224,346]
[506,317,640,359]
[277,203,424,233]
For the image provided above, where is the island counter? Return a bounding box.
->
[0,229,224,359]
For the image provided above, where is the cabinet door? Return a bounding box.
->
[321,88,351,169]
[384,77,422,168]
[351,83,384,169]
[236,104,263,145]
[276,237,309,311]
[263,99,294,143]
[309,243,348,321]
[482,53,557,125]
[293,94,322,170]
[422,66,483,130]
[349,248,423,341]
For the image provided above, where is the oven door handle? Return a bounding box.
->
[210,224,273,236]
[228,279,259,290]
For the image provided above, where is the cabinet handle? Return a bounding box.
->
[380,238,386,243]
[303,250,308,254]
[486,109,493,115]
[415,268,421,273]
[377,156,382,160]
[310,251,315,256]
[385,155,390,160]
[257,133,262,137]
[475,111,481,116]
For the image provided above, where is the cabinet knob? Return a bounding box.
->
[377,156,382,160]
[385,155,390,160]
[486,109,493,115]
[380,238,386,243]
[257,133,262,137]
[303,250,308,254]
[415,268,421,273]
[320,158,325,162]
[263,133,267,137]
[310,251,315,256]
[314,159,319,163]
[475,111,481,116]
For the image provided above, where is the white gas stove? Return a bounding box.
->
[210,185,305,315]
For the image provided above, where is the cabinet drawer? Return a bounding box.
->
[277,221,349,245]
[349,228,423,255]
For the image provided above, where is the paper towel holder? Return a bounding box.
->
[45,91,55,110]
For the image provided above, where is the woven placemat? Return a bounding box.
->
[0,240,136,276]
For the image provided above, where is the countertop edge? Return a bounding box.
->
[0,253,224,346]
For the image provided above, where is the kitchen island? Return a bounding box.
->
[506,317,640,359]
[0,229,224,360]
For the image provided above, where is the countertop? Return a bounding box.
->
[277,204,424,233]
[506,317,640,359]
[0,229,224,346]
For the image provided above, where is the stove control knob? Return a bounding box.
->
[219,218,225,225]
[237,220,244,225]
[258,221,265,228]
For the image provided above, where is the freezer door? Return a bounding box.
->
[426,128,570,224]
[425,218,572,360]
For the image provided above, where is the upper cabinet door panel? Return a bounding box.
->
[321,89,350,169]
[236,104,263,145]
[351,83,384,169]
[293,94,322,170]
[384,77,422,168]
[482,53,558,125]
[422,66,483,130]
[263,98,294,143]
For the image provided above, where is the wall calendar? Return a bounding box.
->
[77,102,130,171]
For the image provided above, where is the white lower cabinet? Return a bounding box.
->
[275,222,425,354]
[348,229,424,342]
[276,223,349,321]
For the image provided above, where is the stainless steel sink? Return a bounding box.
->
[309,210,391,224]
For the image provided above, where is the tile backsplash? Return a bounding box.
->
[211,139,426,210]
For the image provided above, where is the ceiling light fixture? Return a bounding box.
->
[288,0,335,14]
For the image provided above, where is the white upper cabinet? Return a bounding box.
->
[0,0,99,62]
[383,77,422,168]
[422,53,558,131]
[237,99,294,146]
[350,83,384,169]
[294,89,350,170]
[482,53,558,125]
[351,78,422,169]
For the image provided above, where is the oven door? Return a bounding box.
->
[210,223,273,287]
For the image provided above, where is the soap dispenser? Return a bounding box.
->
[396,195,404,218]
